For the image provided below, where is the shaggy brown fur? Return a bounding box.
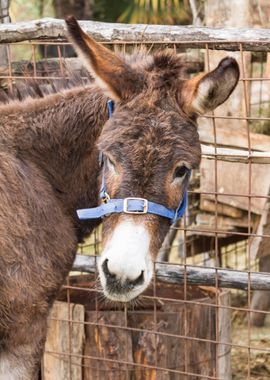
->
[0,81,109,378]
[0,16,239,379]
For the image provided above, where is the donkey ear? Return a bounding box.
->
[65,16,140,101]
[182,57,240,115]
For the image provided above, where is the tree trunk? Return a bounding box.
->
[203,0,251,133]
[200,0,255,233]
[53,0,93,20]
[0,0,9,23]
[250,200,270,326]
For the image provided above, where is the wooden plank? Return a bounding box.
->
[200,158,270,214]
[198,123,270,152]
[1,18,270,51]
[128,304,218,379]
[203,0,251,144]
[75,282,230,380]
[0,57,87,75]
[73,254,270,291]
[200,197,243,218]
[205,0,251,29]
[250,199,270,260]
[201,144,270,164]
[217,291,231,380]
[250,200,270,326]
[0,52,203,78]
[250,254,270,326]
[83,312,133,379]
[254,200,270,261]
[43,301,85,380]
[196,212,250,229]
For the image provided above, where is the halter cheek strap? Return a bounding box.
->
[107,99,114,118]
[77,100,190,224]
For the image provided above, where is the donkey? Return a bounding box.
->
[0,16,239,379]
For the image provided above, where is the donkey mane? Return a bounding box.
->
[0,83,90,116]
[0,50,189,121]
[117,49,189,96]
[0,71,88,100]
[0,70,93,116]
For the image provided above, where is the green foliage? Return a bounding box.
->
[9,0,192,25]
[10,0,54,21]
[118,0,192,25]
[93,0,131,23]
[250,106,270,136]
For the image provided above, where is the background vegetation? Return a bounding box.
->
[9,0,194,24]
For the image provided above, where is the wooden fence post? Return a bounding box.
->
[0,0,9,66]
[43,301,85,380]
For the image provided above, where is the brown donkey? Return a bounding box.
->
[0,16,239,379]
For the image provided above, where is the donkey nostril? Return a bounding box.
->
[102,259,145,287]
[102,259,116,279]
[129,270,144,287]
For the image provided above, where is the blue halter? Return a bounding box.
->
[77,100,190,224]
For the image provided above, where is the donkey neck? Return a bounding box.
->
[4,85,109,239]
[9,85,108,150]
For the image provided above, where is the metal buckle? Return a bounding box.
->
[101,192,110,204]
[123,197,148,214]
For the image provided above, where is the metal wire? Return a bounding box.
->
[1,33,270,380]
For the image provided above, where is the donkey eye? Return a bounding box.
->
[174,165,188,179]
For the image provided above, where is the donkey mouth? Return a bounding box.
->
[102,282,152,303]
[98,257,153,303]
[99,274,153,303]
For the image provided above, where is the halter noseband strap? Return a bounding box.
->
[77,100,190,224]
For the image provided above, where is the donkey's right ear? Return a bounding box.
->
[181,57,240,116]
[65,16,141,101]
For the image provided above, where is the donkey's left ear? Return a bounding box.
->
[181,57,240,115]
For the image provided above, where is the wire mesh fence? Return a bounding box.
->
[0,20,270,380]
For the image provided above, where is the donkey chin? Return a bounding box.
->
[98,218,154,303]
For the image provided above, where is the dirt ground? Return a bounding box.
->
[231,293,270,380]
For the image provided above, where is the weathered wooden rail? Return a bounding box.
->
[74,254,270,291]
[1,18,270,51]
[201,145,270,164]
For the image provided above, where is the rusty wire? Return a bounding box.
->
[1,34,270,380]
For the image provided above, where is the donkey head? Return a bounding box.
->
[66,16,239,302]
